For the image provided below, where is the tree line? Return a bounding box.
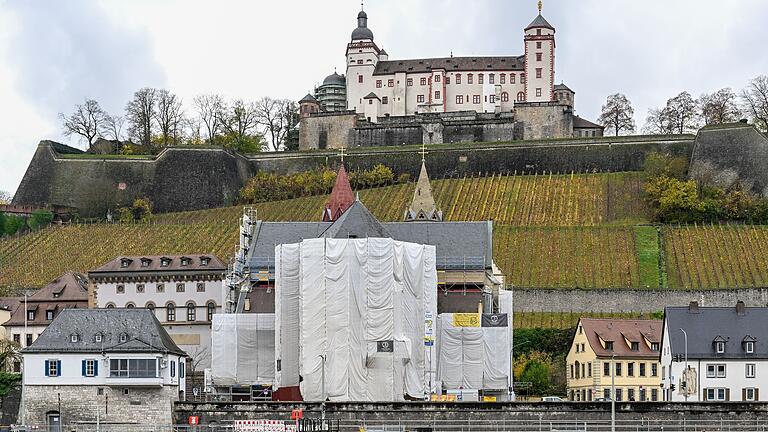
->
[59,89,300,154]
[597,75,768,136]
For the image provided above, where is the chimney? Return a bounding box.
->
[736,300,746,316]
[688,301,699,314]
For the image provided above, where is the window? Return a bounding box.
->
[651,342,659,351]
[605,341,614,351]
[536,88,542,97]
[357,59,363,64]
[570,364,574,379]
[745,341,755,353]
[537,29,542,35]
[661,365,665,379]
[521,73,526,83]
[125,302,135,309]
[381,96,388,105]
[119,333,128,343]
[201,257,210,266]
[588,362,592,377]
[167,303,176,322]
[575,345,580,353]
[420,77,427,86]
[706,388,727,401]
[207,302,216,322]
[434,91,440,100]
[501,92,509,102]
[716,341,725,353]
[84,359,97,377]
[388,79,394,87]
[746,363,756,378]
[368,99,373,105]
[639,363,646,377]
[160,258,170,267]
[473,95,481,104]
[116,285,125,294]
[745,388,756,401]
[27,310,35,321]
[136,284,145,293]
[94,333,103,343]
[627,388,635,401]
[196,282,205,293]
[489,74,495,84]
[517,92,525,102]
[500,74,505,84]
[109,359,157,378]
[536,52,542,62]
[456,74,461,84]
[510,74,516,84]
[70,334,79,343]
[615,363,622,376]
[156,283,165,293]
[358,75,363,83]
[456,95,464,104]
[445,76,450,84]
[603,389,610,399]
[13,334,20,344]
[434,75,441,82]
[187,303,196,322]
[489,95,496,103]
[146,302,155,312]
[180,361,185,378]
[651,388,658,402]
[467,74,473,84]
[171,360,176,378]
[26,334,33,347]
[417,95,425,103]
[120,259,130,268]
[628,341,638,351]
[176,283,185,293]
[46,359,60,377]
[46,310,54,321]
[537,41,542,49]
[627,362,634,377]
[376,80,382,88]
[615,388,623,401]
[603,362,610,377]
[639,388,646,402]
[707,364,726,378]
[140,259,149,268]
[478,74,484,84]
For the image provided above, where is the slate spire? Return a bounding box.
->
[323,164,355,222]
[404,160,443,222]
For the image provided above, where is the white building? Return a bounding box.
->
[19,308,187,429]
[88,254,226,372]
[661,301,768,402]
[345,3,558,119]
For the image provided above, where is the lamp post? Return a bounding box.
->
[680,328,689,402]
[611,354,616,432]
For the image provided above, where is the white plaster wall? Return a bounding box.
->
[524,27,555,102]
[95,279,223,316]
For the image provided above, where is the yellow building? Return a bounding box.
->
[566,318,662,402]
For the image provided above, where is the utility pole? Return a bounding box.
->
[611,354,616,432]
[680,328,689,402]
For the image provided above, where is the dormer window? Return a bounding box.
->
[745,341,754,354]
[140,258,151,268]
[70,334,79,343]
[120,258,131,268]
[200,257,210,266]
[180,257,191,266]
[716,341,725,353]
[605,341,614,351]
[94,333,103,343]
[160,258,171,267]
[630,342,639,352]
[27,310,35,321]
[651,342,659,352]
[119,333,128,343]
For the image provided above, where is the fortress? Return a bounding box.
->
[298,3,604,150]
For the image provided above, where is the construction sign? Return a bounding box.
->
[452,313,480,327]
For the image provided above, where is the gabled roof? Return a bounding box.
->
[664,305,768,359]
[89,254,225,275]
[374,56,525,75]
[323,165,355,222]
[322,199,390,238]
[525,14,555,31]
[22,308,186,356]
[300,93,318,103]
[580,318,662,358]
[573,116,604,129]
[4,272,89,327]
[363,92,380,100]
[554,83,573,92]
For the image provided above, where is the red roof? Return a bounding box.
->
[580,318,662,359]
[323,165,354,222]
[4,272,88,327]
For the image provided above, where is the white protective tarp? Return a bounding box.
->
[211,313,275,386]
[275,237,437,401]
[437,313,511,391]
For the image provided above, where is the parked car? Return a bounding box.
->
[541,396,565,402]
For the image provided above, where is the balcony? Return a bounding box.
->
[105,375,164,387]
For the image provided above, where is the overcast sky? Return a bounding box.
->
[1,0,766,195]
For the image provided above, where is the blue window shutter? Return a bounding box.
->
[44,360,49,377]
[56,360,61,377]
[171,360,175,378]
[94,360,98,376]
[82,360,86,376]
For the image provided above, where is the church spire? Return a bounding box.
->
[404,152,442,222]
[323,164,355,222]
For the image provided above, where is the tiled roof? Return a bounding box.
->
[323,165,355,222]
[580,318,662,358]
[374,56,525,75]
[89,254,225,275]
[664,304,768,359]
[4,272,88,327]
[22,308,185,356]
[573,116,603,129]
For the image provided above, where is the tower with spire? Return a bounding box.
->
[346,2,383,115]
[404,145,443,222]
[323,161,355,222]
[524,0,556,102]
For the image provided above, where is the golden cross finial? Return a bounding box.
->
[538,0,543,13]
[419,143,428,163]
[338,146,347,162]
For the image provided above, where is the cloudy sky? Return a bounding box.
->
[0,0,766,195]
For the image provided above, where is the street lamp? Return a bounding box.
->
[680,328,689,402]
[611,354,616,432]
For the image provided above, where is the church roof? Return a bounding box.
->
[322,199,391,238]
[300,93,318,103]
[525,14,555,31]
[374,56,525,75]
[323,165,355,222]
[405,161,442,222]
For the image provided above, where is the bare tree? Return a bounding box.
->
[255,97,300,151]
[220,99,259,141]
[597,93,636,136]
[193,94,225,144]
[101,113,125,141]
[643,107,674,135]
[741,75,768,133]
[0,190,12,204]
[155,89,185,147]
[665,91,699,134]
[698,88,742,125]
[59,99,107,147]
[125,88,157,148]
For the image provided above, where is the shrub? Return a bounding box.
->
[115,198,153,223]
[27,210,54,231]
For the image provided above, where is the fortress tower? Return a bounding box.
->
[346,7,382,115]
[523,1,556,102]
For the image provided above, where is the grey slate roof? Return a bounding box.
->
[22,309,186,356]
[663,305,768,359]
[573,116,603,129]
[321,72,346,86]
[363,92,380,100]
[300,94,318,103]
[248,202,492,272]
[554,83,573,92]
[526,14,555,31]
[374,56,525,75]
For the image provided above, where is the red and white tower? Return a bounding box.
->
[524,1,556,102]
